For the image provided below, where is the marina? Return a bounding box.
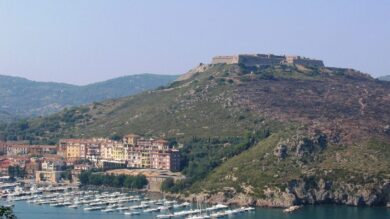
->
[1,187,256,218]
[3,199,390,219]
[1,186,390,219]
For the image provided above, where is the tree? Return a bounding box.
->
[124,176,135,188]
[110,134,122,141]
[77,171,147,189]
[17,119,29,131]
[132,175,148,189]
[8,166,15,179]
[60,171,72,182]
[161,177,175,192]
[0,206,16,219]
[8,166,25,179]
[79,171,90,185]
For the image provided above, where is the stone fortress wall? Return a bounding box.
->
[212,54,324,67]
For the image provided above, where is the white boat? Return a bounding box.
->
[157,214,174,218]
[164,200,177,205]
[205,203,228,212]
[174,209,201,216]
[210,211,227,218]
[143,207,160,213]
[158,206,172,211]
[124,211,140,215]
[84,206,104,211]
[173,202,190,209]
[117,206,129,211]
[224,208,245,215]
[244,206,255,211]
[283,205,301,213]
[102,208,117,213]
[186,214,211,219]
[130,204,148,209]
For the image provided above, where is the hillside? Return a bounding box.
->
[378,75,390,81]
[1,63,390,207]
[0,74,178,121]
[0,110,14,123]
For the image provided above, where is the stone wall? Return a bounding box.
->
[212,56,239,64]
[238,54,285,66]
[285,55,324,67]
[212,54,325,67]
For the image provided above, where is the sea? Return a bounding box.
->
[8,201,390,219]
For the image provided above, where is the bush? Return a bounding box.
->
[177,129,271,191]
[161,178,175,192]
[78,171,148,189]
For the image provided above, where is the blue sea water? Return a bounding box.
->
[9,201,390,219]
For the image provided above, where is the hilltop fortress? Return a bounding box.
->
[177,53,325,81]
[212,54,324,67]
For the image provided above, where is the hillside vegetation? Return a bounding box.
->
[0,74,177,122]
[1,63,390,207]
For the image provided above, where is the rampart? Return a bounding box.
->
[212,54,324,67]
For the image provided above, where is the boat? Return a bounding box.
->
[158,205,172,211]
[143,207,160,213]
[157,214,174,218]
[102,208,117,213]
[283,205,302,213]
[129,204,148,209]
[117,206,129,211]
[173,202,191,209]
[124,211,140,215]
[210,211,227,218]
[84,206,104,211]
[243,206,255,211]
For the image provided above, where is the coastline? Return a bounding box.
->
[166,189,390,209]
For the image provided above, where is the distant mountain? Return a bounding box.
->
[0,74,178,121]
[378,75,390,81]
[2,61,389,207]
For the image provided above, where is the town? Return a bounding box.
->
[0,135,258,218]
[0,134,181,188]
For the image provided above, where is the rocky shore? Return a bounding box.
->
[167,179,390,208]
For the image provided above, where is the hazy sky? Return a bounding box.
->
[1,0,389,85]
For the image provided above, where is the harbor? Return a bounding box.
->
[3,199,390,219]
[1,186,256,218]
[2,186,390,219]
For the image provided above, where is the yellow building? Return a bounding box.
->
[66,144,81,160]
[123,134,139,145]
[112,145,126,161]
[35,170,64,184]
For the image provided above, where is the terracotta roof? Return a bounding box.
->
[124,134,140,138]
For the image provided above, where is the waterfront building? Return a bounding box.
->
[35,170,63,183]
[58,133,181,171]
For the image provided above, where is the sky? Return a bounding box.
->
[0,0,389,85]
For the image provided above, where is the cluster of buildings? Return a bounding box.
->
[212,54,325,67]
[0,153,66,182]
[59,134,180,171]
[1,144,57,157]
[0,134,180,185]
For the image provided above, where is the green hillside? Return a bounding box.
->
[0,74,178,121]
[1,63,390,207]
